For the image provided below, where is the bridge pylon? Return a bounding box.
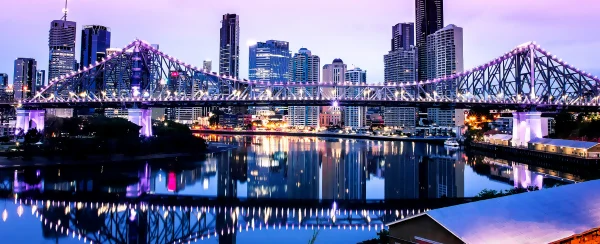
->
[127,108,153,137]
[15,109,45,135]
[511,111,542,147]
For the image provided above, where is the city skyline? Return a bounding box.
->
[1,0,599,84]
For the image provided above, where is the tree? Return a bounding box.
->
[24,129,42,144]
[553,111,575,138]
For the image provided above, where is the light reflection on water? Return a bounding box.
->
[154,135,578,199]
[0,134,586,243]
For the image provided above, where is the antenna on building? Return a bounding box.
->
[62,0,68,21]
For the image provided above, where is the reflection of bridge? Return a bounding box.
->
[13,39,600,143]
[14,197,438,244]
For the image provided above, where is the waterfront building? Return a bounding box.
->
[288,48,320,128]
[384,23,418,129]
[0,74,8,96]
[35,70,46,91]
[344,67,367,128]
[416,0,444,82]
[387,180,600,243]
[490,116,554,136]
[13,58,37,100]
[203,60,212,72]
[321,59,346,126]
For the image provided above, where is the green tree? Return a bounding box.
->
[553,111,575,138]
[24,129,42,144]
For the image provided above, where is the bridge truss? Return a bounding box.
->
[21,40,600,111]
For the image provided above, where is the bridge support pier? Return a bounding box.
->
[15,109,45,135]
[128,108,153,137]
[511,111,542,147]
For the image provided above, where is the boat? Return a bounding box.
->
[444,138,460,148]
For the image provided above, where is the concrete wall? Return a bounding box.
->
[388,215,465,244]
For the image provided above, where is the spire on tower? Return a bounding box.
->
[62,0,68,21]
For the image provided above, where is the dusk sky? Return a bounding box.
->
[1,0,600,83]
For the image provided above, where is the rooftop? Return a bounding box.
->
[388,180,600,244]
[529,137,599,150]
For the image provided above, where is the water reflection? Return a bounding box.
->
[0,135,590,243]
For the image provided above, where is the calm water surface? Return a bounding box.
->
[0,134,585,243]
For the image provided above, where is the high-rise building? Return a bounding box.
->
[0,74,8,88]
[384,23,418,129]
[416,0,444,82]
[36,70,46,90]
[392,23,415,52]
[47,6,76,118]
[249,40,291,83]
[288,48,320,128]
[219,13,240,78]
[249,40,291,115]
[80,25,111,69]
[13,58,37,100]
[425,24,463,128]
[321,59,346,126]
[203,60,212,72]
[426,24,463,98]
[344,67,367,128]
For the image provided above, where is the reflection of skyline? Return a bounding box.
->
[0,135,583,202]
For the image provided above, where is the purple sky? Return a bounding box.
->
[1,0,600,83]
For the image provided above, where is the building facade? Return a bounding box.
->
[384,23,418,129]
[288,48,320,128]
[0,74,8,89]
[80,25,111,68]
[249,40,291,83]
[219,13,240,78]
[344,67,367,128]
[203,60,212,72]
[416,0,444,82]
[13,58,37,100]
[321,59,346,126]
[35,70,45,91]
[48,18,77,118]
[426,24,463,128]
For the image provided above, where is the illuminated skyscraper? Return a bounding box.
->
[219,13,240,78]
[416,0,444,82]
[13,58,37,100]
[344,67,367,128]
[288,48,320,128]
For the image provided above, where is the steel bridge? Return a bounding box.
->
[16,40,599,110]
[12,39,600,143]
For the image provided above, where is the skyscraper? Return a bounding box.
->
[392,23,415,52]
[13,58,37,100]
[416,0,444,82]
[203,60,212,72]
[426,24,464,128]
[344,67,367,128]
[249,40,291,83]
[80,25,111,69]
[48,4,76,118]
[321,59,346,126]
[0,74,8,89]
[384,23,418,130]
[288,48,320,128]
[219,13,240,78]
[36,70,46,90]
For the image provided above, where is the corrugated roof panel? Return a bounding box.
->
[529,138,599,149]
[423,180,600,244]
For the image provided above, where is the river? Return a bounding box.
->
[0,134,588,244]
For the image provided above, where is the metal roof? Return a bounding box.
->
[529,137,599,150]
[489,134,512,140]
[387,180,600,244]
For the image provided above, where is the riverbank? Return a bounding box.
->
[193,129,449,143]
